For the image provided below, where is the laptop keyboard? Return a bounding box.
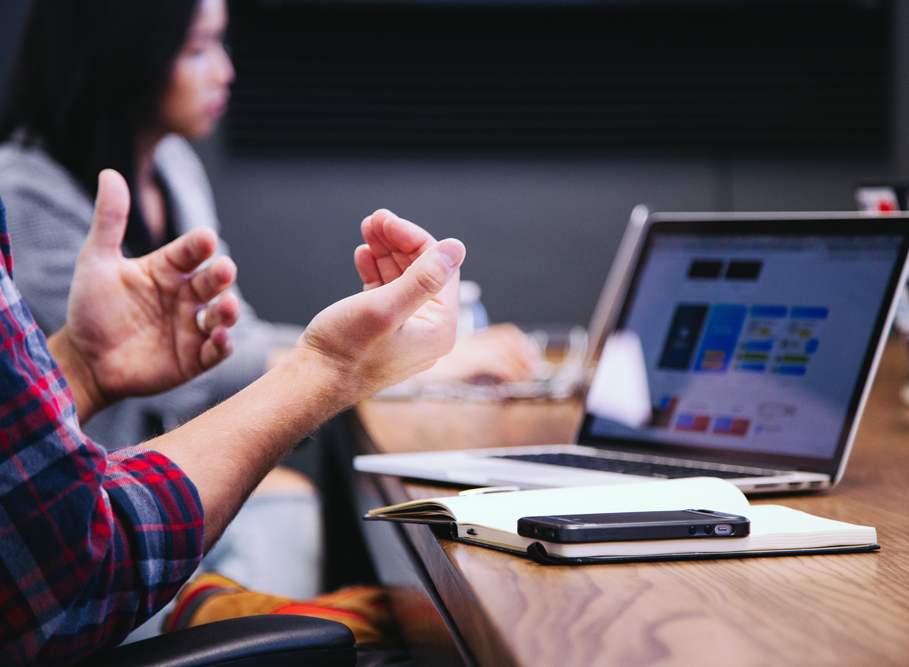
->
[496,453,768,479]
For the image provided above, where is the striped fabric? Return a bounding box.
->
[164,573,392,646]
[0,196,205,666]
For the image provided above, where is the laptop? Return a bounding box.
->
[354,209,909,494]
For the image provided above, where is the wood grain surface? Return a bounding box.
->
[357,339,909,667]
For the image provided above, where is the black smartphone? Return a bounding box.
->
[516,509,750,543]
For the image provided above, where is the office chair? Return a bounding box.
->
[79,615,357,667]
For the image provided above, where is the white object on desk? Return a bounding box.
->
[585,330,651,428]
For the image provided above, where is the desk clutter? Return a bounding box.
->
[364,478,877,565]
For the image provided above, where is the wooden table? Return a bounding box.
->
[346,339,909,667]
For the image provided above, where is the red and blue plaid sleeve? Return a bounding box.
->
[0,198,205,666]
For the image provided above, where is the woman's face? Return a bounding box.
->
[157,0,234,140]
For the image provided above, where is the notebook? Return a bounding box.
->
[354,209,909,494]
[363,478,878,564]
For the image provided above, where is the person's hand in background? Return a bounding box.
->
[416,323,540,384]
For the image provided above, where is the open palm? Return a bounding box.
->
[63,170,240,409]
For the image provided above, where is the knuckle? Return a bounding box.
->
[414,265,446,294]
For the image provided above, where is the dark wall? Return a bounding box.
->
[0,0,29,95]
[2,0,909,329]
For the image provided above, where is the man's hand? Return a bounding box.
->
[356,212,537,385]
[49,169,241,422]
[295,209,465,404]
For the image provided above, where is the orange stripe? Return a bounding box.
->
[269,603,368,623]
[165,583,225,632]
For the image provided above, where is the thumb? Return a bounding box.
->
[83,169,131,259]
[369,238,466,325]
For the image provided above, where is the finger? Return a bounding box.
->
[83,169,131,259]
[365,238,465,330]
[362,211,409,283]
[190,255,237,303]
[380,214,437,281]
[199,325,234,370]
[380,214,436,257]
[363,210,437,284]
[354,244,383,290]
[360,213,387,255]
[198,292,241,334]
[361,211,404,284]
[159,227,220,274]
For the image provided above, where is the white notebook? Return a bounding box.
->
[365,478,878,564]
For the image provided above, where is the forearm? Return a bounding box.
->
[147,347,354,550]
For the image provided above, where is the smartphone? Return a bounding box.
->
[516,509,750,543]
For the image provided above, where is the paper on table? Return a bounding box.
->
[367,477,877,560]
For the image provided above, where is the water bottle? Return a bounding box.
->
[458,280,488,337]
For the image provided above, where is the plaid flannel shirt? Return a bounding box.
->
[0,196,205,666]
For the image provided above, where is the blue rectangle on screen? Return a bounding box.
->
[790,307,829,320]
[805,339,819,354]
[744,341,774,351]
[713,416,733,431]
[694,304,748,373]
[750,305,787,318]
[740,363,766,372]
[676,413,695,428]
[777,365,807,376]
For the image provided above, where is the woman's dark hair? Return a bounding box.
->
[0,0,198,254]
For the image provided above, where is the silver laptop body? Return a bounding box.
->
[355,210,909,494]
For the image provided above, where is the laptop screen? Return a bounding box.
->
[579,217,909,474]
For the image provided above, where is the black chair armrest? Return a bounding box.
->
[80,615,357,667]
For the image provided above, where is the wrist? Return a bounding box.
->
[47,325,108,422]
[281,345,363,411]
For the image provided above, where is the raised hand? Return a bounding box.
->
[355,210,538,386]
[297,209,465,403]
[49,169,241,421]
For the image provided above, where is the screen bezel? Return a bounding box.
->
[576,213,909,477]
